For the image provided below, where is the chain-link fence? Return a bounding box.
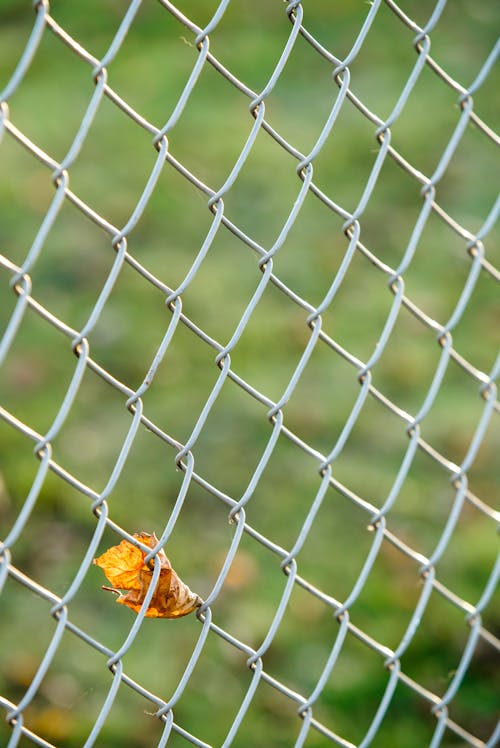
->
[1,1,499,746]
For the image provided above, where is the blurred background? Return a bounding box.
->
[0,1,499,746]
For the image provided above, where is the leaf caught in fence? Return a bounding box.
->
[94,532,201,618]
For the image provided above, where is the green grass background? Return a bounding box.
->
[0,1,499,746]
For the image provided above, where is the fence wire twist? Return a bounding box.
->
[0,1,499,747]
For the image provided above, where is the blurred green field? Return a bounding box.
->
[0,1,499,747]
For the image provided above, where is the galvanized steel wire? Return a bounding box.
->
[0,1,499,746]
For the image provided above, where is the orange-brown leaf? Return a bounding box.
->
[93,532,201,619]
[93,538,144,591]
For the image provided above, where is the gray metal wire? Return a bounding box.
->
[0,1,499,747]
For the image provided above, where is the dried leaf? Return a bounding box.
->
[93,532,201,618]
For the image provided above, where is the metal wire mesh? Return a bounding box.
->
[1,1,499,746]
